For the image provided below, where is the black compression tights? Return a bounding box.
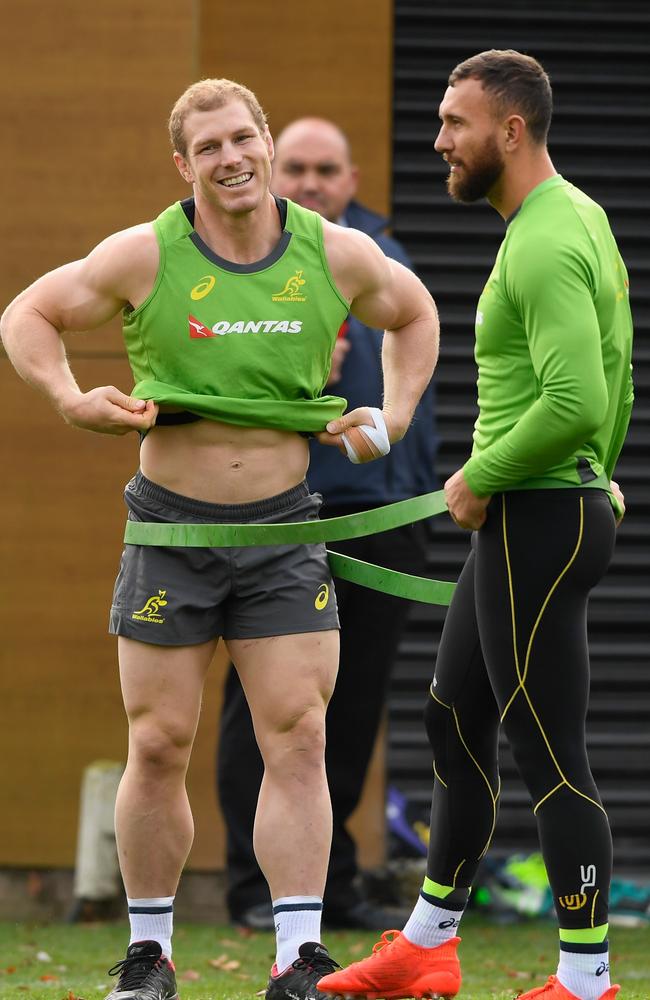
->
[424,489,616,930]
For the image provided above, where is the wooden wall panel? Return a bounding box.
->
[200,0,394,217]
[0,0,192,355]
[1,0,394,872]
[0,0,210,868]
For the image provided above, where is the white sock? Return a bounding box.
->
[273,896,323,972]
[127,896,174,959]
[402,892,463,948]
[557,948,611,1000]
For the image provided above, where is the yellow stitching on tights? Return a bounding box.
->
[501,495,585,722]
[428,688,498,856]
[591,889,600,927]
[433,760,448,789]
[500,496,605,815]
[452,706,499,858]
[430,684,451,709]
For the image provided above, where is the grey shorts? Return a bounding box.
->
[109,471,339,645]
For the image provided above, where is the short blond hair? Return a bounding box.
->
[169,78,268,156]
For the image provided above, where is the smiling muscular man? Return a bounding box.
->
[0,79,439,1000]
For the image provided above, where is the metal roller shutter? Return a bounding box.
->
[389,0,650,873]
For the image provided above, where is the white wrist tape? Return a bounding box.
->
[341,407,391,464]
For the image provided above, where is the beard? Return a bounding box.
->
[446,136,504,203]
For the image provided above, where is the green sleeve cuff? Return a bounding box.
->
[462,457,491,497]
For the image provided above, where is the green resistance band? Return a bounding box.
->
[327,551,455,606]
[124,489,456,606]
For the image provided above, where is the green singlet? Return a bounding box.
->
[463,176,634,510]
[122,197,349,432]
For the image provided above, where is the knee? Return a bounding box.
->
[424,692,450,755]
[128,716,193,776]
[260,704,327,774]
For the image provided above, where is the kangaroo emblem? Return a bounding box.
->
[134,590,168,616]
[274,270,306,297]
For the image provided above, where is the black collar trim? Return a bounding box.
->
[180,196,290,273]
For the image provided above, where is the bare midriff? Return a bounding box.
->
[139,415,311,505]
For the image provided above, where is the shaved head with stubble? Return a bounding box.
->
[272,117,359,222]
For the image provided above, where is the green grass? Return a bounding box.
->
[0,917,648,999]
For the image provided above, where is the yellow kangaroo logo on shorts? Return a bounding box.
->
[191,275,216,300]
[272,270,307,302]
[315,583,329,611]
[132,590,168,624]
[558,893,587,910]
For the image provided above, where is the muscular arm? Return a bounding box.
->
[604,368,634,481]
[0,225,159,434]
[322,223,439,441]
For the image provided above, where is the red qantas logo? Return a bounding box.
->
[189,315,215,338]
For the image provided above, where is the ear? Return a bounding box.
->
[265,129,275,163]
[173,150,194,184]
[349,164,360,198]
[504,114,526,150]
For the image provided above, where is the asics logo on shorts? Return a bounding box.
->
[132,589,168,624]
[315,584,329,611]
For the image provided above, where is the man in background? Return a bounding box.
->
[217,116,438,932]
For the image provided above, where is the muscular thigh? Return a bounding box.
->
[474,490,615,790]
[227,630,339,749]
[433,544,497,721]
[118,636,217,743]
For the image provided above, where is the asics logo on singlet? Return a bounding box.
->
[132,590,168,624]
[188,315,303,338]
[272,269,307,302]
[190,275,216,300]
[475,309,484,326]
[315,583,330,611]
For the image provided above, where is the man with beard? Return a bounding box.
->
[319,49,633,1000]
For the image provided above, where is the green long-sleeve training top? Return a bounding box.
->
[463,175,634,512]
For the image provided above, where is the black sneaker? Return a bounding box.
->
[323,899,411,931]
[105,940,178,1000]
[235,901,276,932]
[266,942,341,1000]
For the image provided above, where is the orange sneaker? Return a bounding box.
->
[317,930,461,999]
[515,975,620,999]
